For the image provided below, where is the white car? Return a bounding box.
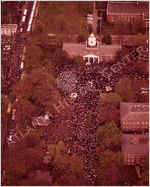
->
[20,61,24,70]
[12,109,16,120]
[7,132,13,142]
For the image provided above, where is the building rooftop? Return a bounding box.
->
[120,102,149,131]
[32,115,49,127]
[63,42,122,57]
[122,133,149,155]
[122,133,149,165]
[111,35,148,46]
[107,1,149,17]
[1,24,18,36]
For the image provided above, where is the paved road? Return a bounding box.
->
[2,1,38,157]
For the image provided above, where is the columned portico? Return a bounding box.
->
[83,54,99,65]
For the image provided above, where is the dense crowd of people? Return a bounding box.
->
[45,57,149,184]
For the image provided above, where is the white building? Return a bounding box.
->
[1,24,18,36]
[63,33,122,64]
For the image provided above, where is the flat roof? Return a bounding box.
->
[107,1,149,16]
[122,133,149,156]
[120,102,149,130]
[63,42,122,57]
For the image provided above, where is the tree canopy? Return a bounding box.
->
[43,141,86,185]
[12,68,61,115]
[96,120,121,152]
[97,92,121,123]
[115,78,135,102]
[102,34,112,44]
[141,155,149,185]
[98,92,122,107]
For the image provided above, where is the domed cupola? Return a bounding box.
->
[87,33,97,48]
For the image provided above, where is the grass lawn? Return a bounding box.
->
[102,23,134,35]
[35,2,92,41]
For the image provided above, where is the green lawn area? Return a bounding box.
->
[102,21,146,35]
[103,24,134,35]
[35,2,93,41]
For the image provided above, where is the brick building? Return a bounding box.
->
[120,102,149,166]
[111,35,148,46]
[122,133,149,165]
[107,1,149,29]
[120,102,149,132]
[63,33,122,64]
[1,24,18,36]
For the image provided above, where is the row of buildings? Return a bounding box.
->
[107,1,149,29]
[120,102,149,166]
[87,2,149,31]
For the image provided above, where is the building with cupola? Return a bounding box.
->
[63,33,122,65]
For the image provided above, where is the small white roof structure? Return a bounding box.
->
[105,85,113,92]
[32,115,49,127]
[70,92,78,100]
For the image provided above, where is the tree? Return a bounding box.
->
[43,141,86,184]
[98,92,122,107]
[132,20,146,34]
[11,68,61,129]
[133,61,148,76]
[1,95,10,153]
[96,120,121,152]
[141,155,149,185]
[97,150,138,186]
[53,48,69,66]
[2,157,27,185]
[73,56,85,66]
[25,37,44,73]
[23,132,41,148]
[133,33,148,44]
[100,150,123,169]
[23,147,44,170]
[2,142,45,185]
[102,34,112,44]
[97,92,121,123]
[77,33,86,43]
[88,23,93,34]
[97,103,119,123]
[55,173,84,186]
[43,141,66,165]
[97,150,123,186]
[77,1,93,15]
[132,80,149,103]
[96,1,107,9]
[1,95,9,127]
[115,78,135,102]
[12,68,61,116]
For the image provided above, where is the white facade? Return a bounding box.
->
[83,54,99,65]
[87,33,98,48]
[1,24,18,36]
